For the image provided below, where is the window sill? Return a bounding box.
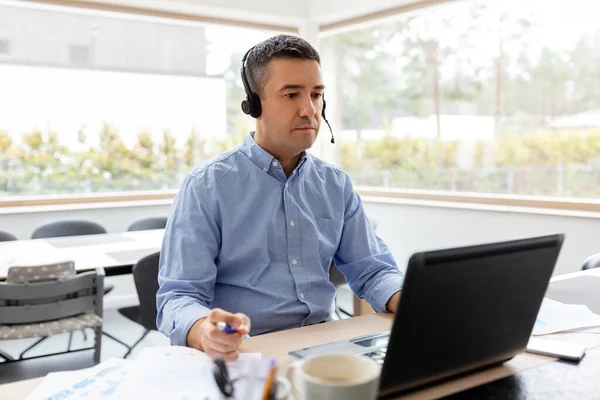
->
[1,188,600,219]
[358,187,600,220]
[0,191,177,215]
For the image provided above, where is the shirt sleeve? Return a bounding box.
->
[156,172,221,346]
[334,175,404,312]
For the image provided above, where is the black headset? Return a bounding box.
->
[240,46,335,144]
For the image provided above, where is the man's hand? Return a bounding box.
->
[186,308,251,361]
[386,290,401,313]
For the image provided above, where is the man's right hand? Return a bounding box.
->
[186,308,251,361]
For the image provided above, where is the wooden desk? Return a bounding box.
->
[0,229,164,279]
[241,313,600,399]
[4,308,600,400]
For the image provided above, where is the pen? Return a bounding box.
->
[261,359,277,400]
[216,321,251,340]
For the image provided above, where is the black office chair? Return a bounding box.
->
[30,220,113,348]
[31,220,107,239]
[330,262,352,319]
[127,217,168,232]
[102,251,159,358]
[582,253,600,271]
[0,230,17,242]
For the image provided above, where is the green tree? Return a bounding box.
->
[0,130,17,193]
[159,129,178,187]
[184,128,206,172]
[322,22,405,161]
[570,32,600,112]
[223,52,249,135]
[87,123,133,190]
[15,130,72,193]
[130,131,156,185]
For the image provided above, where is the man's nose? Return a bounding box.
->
[299,94,317,117]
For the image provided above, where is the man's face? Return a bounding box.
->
[257,57,324,157]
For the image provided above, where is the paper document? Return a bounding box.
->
[25,358,133,400]
[533,298,600,335]
[112,346,264,400]
[566,326,600,334]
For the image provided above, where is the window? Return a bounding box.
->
[321,0,600,199]
[0,39,8,55]
[0,1,279,197]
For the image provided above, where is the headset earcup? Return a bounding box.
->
[250,93,262,118]
[241,94,261,118]
[241,99,252,115]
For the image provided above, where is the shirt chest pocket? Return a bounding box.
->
[314,217,343,267]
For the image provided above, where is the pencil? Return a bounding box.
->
[261,359,277,400]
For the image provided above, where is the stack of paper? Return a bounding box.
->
[24,347,267,400]
[112,346,263,399]
[25,358,133,400]
[533,298,600,335]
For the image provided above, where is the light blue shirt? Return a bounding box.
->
[157,133,404,346]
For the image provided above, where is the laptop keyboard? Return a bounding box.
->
[364,347,386,365]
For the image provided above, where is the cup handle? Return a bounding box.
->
[275,376,292,400]
[285,361,302,400]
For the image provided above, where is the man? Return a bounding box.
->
[157,34,404,361]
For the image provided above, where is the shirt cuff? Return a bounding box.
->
[168,303,211,346]
[367,273,405,313]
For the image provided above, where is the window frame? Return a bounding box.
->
[2,189,600,217]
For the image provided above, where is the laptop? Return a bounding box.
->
[289,234,564,397]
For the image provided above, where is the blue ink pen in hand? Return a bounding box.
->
[216,321,251,340]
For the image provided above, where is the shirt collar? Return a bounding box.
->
[240,132,310,174]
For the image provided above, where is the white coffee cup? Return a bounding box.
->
[285,354,380,400]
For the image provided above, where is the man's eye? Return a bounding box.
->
[285,93,298,98]
[312,93,323,98]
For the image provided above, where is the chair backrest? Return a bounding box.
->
[0,267,104,324]
[582,253,600,271]
[31,220,107,239]
[132,251,160,330]
[329,261,347,287]
[127,217,168,232]
[7,261,76,283]
[0,230,17,242]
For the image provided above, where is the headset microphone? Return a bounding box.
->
[321,98,335,144]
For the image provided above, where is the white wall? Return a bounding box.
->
[362,200,599,277]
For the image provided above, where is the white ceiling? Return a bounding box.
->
[77,0,423,29]
[308,0,420,25]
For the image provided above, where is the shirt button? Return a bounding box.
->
[300,292,305,299]
[272,161,278,167]
[289,220,295,227]
[292,258,298,265]
[263,167,267,172]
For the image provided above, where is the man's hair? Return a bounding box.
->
[246,34,321,96]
